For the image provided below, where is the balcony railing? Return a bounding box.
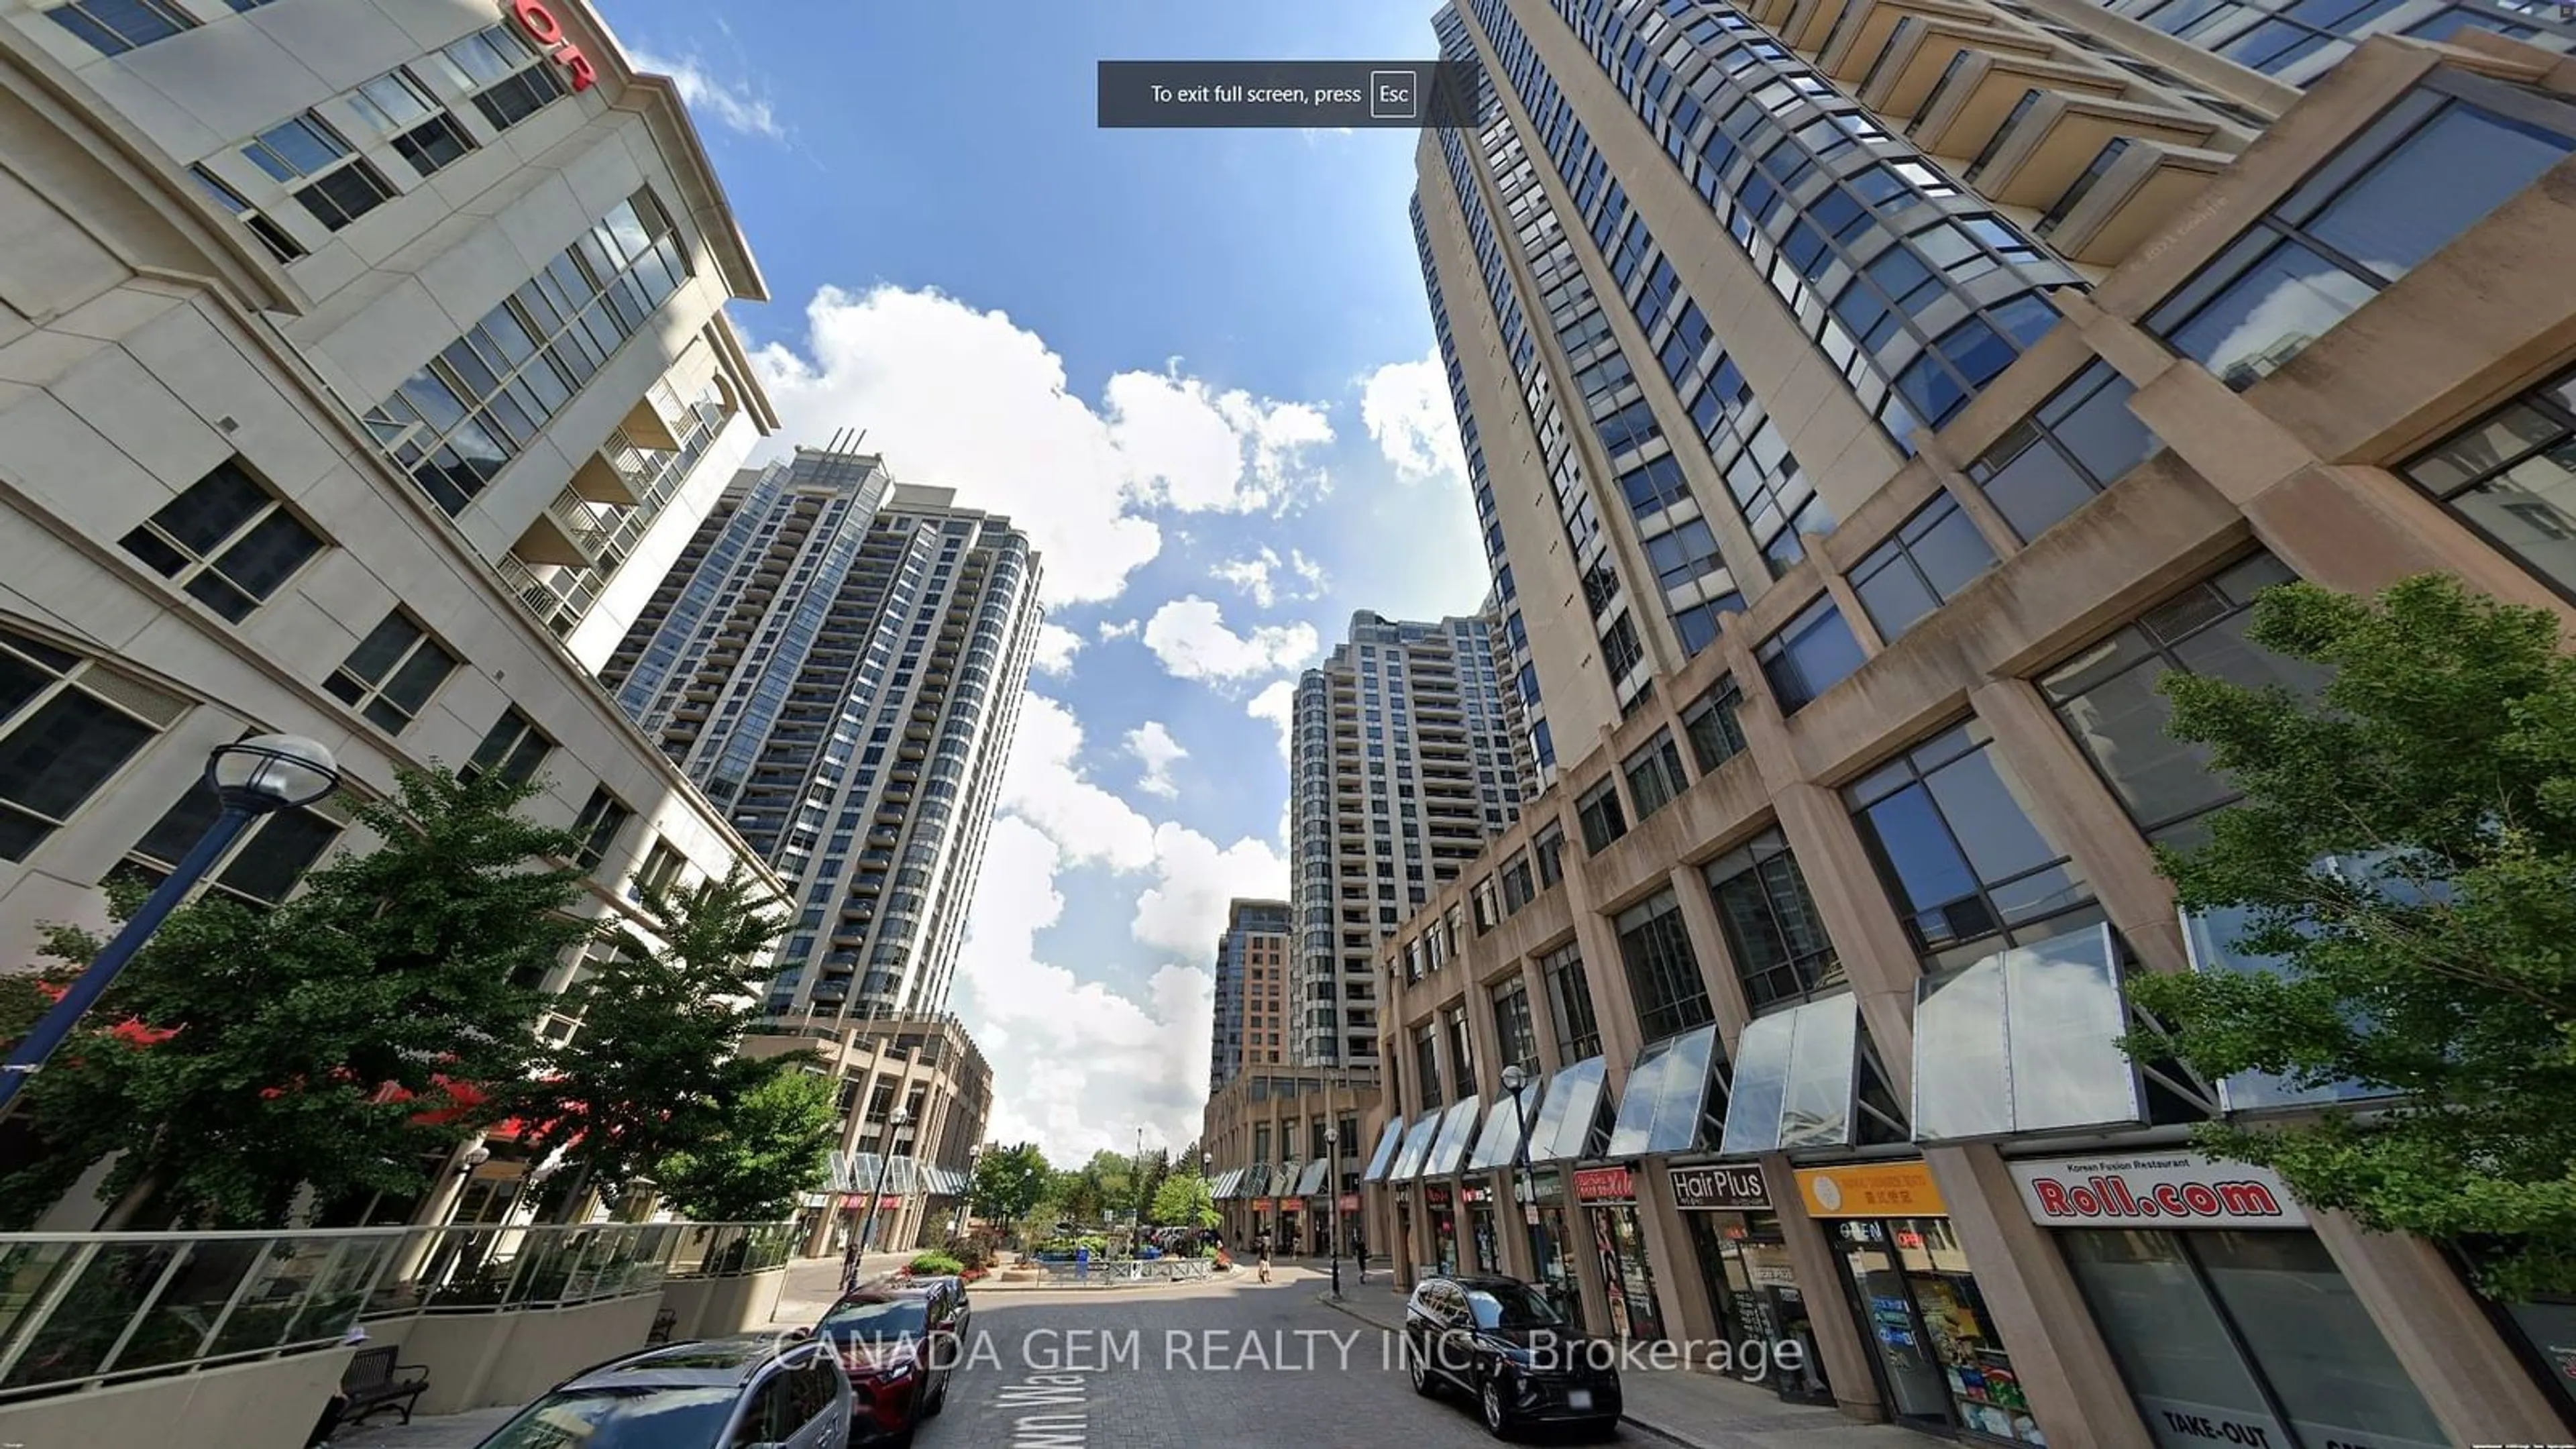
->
[0,1220,795,1403]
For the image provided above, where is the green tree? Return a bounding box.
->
[1132,1147,1171,1224]
[0,767,583,1229]
[1150,1169,1218,1230]
[513,869,788,1217]
[653,1057,841,1222]
[2121,572,2576,1298]
[971,1142,1051,1232]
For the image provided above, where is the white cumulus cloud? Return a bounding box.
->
[627,49,787,141]
[1211,546,1331,608]
[1030,622,1083,676]
[1124,721,1187,800]
[996,692,1156,872]
[1141,597,1318,686]
[1246,679,1299,761]
[1097,619,1140,641]
[1130,823,1287,959]
[1360,349,1469,483]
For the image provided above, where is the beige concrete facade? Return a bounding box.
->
[1395,1,2576,1442]
[1200,1066,1380,1256]
[743,1014,992,1258]
[0,0,793,1228]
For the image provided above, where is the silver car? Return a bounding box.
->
[472,1334,851,1448]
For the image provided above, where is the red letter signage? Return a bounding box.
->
[510,0,597,91]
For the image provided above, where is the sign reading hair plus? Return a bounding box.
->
[2009,1152,2307,1229]
[511,0,598,91]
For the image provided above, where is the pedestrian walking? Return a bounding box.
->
[1351,1226,1367,1284]
[1255,1230,1273,1284]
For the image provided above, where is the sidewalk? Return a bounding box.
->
[1318,1283,1918,1449]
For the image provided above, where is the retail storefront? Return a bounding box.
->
[2013,1151,2451,1449]
[1670,1163,1832,1405]
[1462,1077,1545,1278]
[1521,1169,1581,1327]
[1799,1162,2043,1444]
[1292,1160,1330,1254]
[1519,1056,1611,1327]
[1575,1165,1668,1342]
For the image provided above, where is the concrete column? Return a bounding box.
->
[1967,678,2188,974]
[1497,1165,1539,1280]
[2307,1209,2570,1442]
[1759,1153,1885,1421]
[1923,1144,2154,1449]
[1769,782,1925,1097]
[1636,1159,1720,1340]
[1561,1178,1617,1336]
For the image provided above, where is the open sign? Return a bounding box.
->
[511,0,598,92]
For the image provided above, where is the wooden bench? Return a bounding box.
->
[339,1345,429,1428]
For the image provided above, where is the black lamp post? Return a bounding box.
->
[845,1107,912,1295]
[0,734,340,1117]
[1501,1063,1546,1305]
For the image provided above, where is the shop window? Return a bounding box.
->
[1756,596,1866,713]
[1616,892,1713,1042]
[1703,828,1842,1009]
[2196,1232,2450,1449]
[324,609,458,735]
[1577,779,1628,853]
[2145,80,2575,389]
[2039,552,2319,847]
[1622,730,1690,820]
[2399,364,2576,602]
[117,775,342,908]
[1849,492,1998,641]
[121,460,325,623]
[1541,942,1602,1062]
[1966,362,2164,543]
[0,626,174,863]
[1845,718,2097,969]
[465,706,553,787]
[1681,677,1749,773]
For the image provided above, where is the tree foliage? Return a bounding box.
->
[510,869,788,1214]
[2124,572,2576,1298]
[653,1057,840,1222]
[0,767,582,1229]
[971,1142,1051,1226]
[1150,1168,1219,1230]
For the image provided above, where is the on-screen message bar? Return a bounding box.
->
[1096,61,1483,128]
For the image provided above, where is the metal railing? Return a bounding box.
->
[0,1220,794,1403]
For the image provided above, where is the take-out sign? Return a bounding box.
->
[511,0,598,91]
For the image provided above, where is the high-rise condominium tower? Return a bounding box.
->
[1289,611,1524,1067]
[605,450,1042,1021]
[1376,0,2576,1441]
[1208,898,1293,1092]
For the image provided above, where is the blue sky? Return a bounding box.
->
[598,0,1489,1159]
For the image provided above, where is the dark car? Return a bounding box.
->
[1404,1274,1622,1440]
[817,1280,969,1444]
[471,1334,850,1448]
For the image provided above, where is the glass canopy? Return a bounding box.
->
[1295,1159,1330,1197]
[1420,1096,1485,1179]
[1464,1077,1547,1173]
[1388,1114,1444,1182]
[1525,1057,1611,1164]
[1720,994,1861,1156]
[1360,1117,1407,1183]
[1913,923,2142,1141]
[1606,1024,1725,1159]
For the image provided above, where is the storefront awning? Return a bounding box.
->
[827,1151,857,1193]
[1388,1114,1444,1182]
[1464,1077,1546,1173]
[1913,922,2143,1142]
[1525,1057,1610,1165]
[1360,1117,1407,1184]
[2180,902,2390,1112]
[1295,1159,1330,1197]
[1211,1167,1244,1199]
[1719,993,1860,1156]
[1605,1024,1725,1159]
[1421,1096,1484,1178]
[1241,1163,1274,1198]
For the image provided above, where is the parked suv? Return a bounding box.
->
[1404,1273,1622,1440]
[471,1334,849,1448]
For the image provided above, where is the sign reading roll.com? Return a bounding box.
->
[2009,1152,2307,1229]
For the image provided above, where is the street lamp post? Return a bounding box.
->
[953,1142,983,1240]
[845,1107,912,1295]
[1500,1063,1544,1307]
[0,735,340,1118]
[1325,1126,1342,1299]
